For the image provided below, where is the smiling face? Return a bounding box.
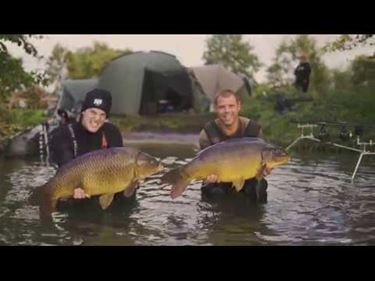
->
[214,92,241,128]
[81,107,107,133]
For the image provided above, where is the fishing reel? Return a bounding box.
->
[317,123,330,142]
[354,126,364,137]
[339,124,352,142]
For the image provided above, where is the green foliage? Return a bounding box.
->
[45,43,69,92]
[1,40,134,147]
[240,81,375,147]
[7,109,45,128]
[252,83,274,98]
[330,69,352,91]
[0,53,35,101]
[65,42,132,79]
[240,95,299,146]
[351,55,375,86]
[266,35,331,97]
[45,41,133,91]
[322,87,375,124]
[2,36,375,152]
[323,35,374,52]
[0,35,49,144]
[0,109,46,143]
[0,35,40,56]
[310,63,331,98]
[242,47,375,145]
[111,113,215,134]
[0,35,48,102]
[265,63,286,87]
[203,35,262,79]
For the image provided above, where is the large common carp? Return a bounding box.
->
[29,146,163,219]
[161,137,290,199]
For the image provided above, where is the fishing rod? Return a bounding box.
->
[286,123,375,181]
[290,120,375,130]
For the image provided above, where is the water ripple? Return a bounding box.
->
[0,148,374,245]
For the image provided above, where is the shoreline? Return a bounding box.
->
[0,130,201,157]
[123,131,200,146]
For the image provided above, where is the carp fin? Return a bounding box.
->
[123,181,139,198]
[99,194,115,210]
[29,183,49,205]
[232,179,245,192]
[256,164,266,181]
[37,198,58,224]
[161,168,190,199]
[170,179,189,199]
[255,165,267,200]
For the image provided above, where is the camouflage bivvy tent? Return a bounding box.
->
[56,78,98,115]
[56,54,253,115]
[57,51,193,116]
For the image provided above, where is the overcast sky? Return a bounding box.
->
[7,34,374,83]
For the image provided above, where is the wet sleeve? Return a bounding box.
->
[199,129,211,150]
[50,127,74,167]
[106,123,123,147]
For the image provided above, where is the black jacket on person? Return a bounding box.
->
[50,121,123,167]
[49,121,132,211]
[294,62,311,93]
[199,118,268,203]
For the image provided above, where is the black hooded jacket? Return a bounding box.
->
[50,121,123,168]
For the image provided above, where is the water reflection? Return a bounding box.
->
[0,145,374,245]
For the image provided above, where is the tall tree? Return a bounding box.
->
[203,35,262,79]
[266,35,330,96]
[0,35,47,137]
[323,35,374,52]
[322,35,374,89]
[45,43,69,93]
[64,42,132,79]
[351,54,375,87]
[0,35,46,103]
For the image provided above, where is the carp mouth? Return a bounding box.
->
[269,154,290,167]
[263,147,290,168]
[136,152,164,173]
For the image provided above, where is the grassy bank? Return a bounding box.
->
[1,87,374,153]
[0,109,46,151]
[111,112,216,134]
[240,86,375,147]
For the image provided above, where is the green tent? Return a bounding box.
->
[56,78,98,114]
[189,65,252,103]
[97,51,193,115]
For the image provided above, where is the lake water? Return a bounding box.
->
[0,142,374,245]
